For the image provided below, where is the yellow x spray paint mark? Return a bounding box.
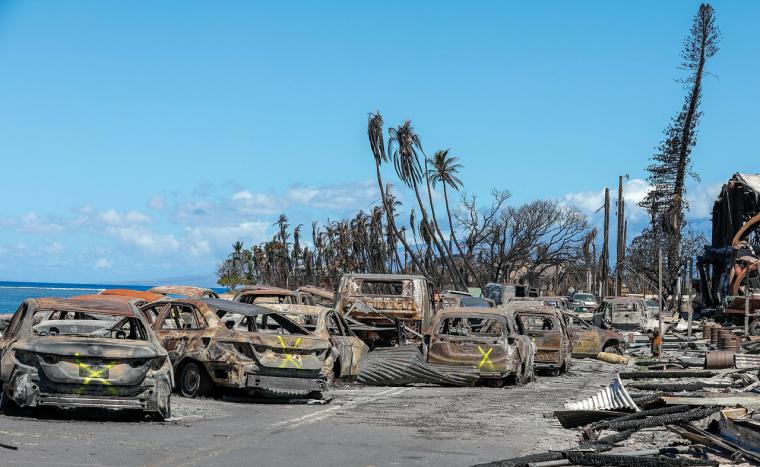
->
[478,346,495,369]
[72,352,118,395]
[277,335,303,369]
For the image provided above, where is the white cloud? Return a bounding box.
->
[95,258,113,269]
[183,222,269,257]
[285,180,378,211]
[17,212,65,234]
[687,182,722,220]
[99,209,151,226]
[105,227,180,254]
[230,191,284,215]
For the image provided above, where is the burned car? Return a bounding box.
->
[440,293,495,309]
[562,312,625,357]
[233,286,314,306]
[99,289,164,304]
[147,285,219,299]
[243,303,368,379]
[514,304,572,375]
[593,296,657,332]
[0,295,172,419]
[335,273,438,347]
[140,298,332,398]
[296,286,336,307]
[425,307,535,386]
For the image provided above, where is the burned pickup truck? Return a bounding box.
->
[425,307,536,386]
[0,295,172,419]
[140,298,332,398]
[335,273,437,348]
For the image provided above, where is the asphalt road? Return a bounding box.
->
[0,359,620,466]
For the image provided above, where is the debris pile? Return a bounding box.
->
[478,321,760,466]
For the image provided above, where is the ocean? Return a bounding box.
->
[0,281,226,313]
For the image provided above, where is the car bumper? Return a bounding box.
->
[245,374,326,392]
[5,366,171,413]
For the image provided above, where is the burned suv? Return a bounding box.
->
[0,295,172,419]
[140,298,332,399]
[514,304,573,375]
[425,307,535,386]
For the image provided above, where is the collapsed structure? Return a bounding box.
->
[698,173,760,327]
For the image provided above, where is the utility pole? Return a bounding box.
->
[658,247,664,359]
[745,266,751,337]
[616,177,625,296]
[602,188,610,298]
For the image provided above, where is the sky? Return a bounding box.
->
[0,1,758,285]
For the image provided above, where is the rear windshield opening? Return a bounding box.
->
[518,314,560,333]
[217,310,309,336]
[238,294,295,305]
[359,280,409,296]
[436,317,505,337]
[33,310,150,341]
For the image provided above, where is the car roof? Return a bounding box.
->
[196,297,281,317]
[436,306,513,318]
[147,285,216,297]
[100,289,164,302]
[342,273,429,282]
[32,295,139,317]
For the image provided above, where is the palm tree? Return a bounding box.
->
[429,149,484,290]
[388,121,466,289]
[368,112,427,276]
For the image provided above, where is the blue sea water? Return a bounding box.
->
[0,281,226,313]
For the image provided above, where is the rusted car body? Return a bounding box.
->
[140,298,331,398]
[296,286,335,307]
[541,297,571,311]
[233,287,314,306]
[335,273,437,347]
[247,303,368,379]
[483,283,539,305]
[593,296,657,332]
[0,295,172,419]
[440,293,495,309]
[514,304,572,375]
[147,285,220,299]
[562,313,625,357]
[100,289,164,304]
[425,307,535,385]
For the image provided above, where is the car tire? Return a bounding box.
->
[179,362,212,398]
[0,388,19,416]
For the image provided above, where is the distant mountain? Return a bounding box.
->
[120,273,219,289]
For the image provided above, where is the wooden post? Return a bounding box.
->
[745,266,751,337]
[658,246,664,359]
[603,188,610,297]
[686,259,692,338]
[616,176,625,296]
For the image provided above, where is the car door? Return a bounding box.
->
[153,303,210,365]
[324,311,356,377]
[0,303,28,382]
[564,314,599,357]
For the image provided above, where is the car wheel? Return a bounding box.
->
[0,389,19,416]
[179,362,211,398]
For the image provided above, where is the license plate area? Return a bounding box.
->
[79,363,109,379]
